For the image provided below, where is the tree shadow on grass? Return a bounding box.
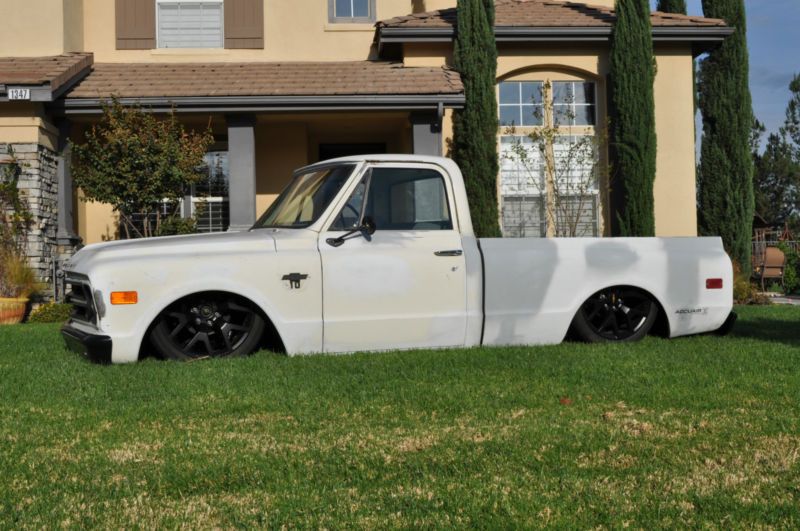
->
[731,317,800,348]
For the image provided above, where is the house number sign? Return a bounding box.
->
[8,88,31,100]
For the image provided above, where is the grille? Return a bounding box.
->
[64,274,97,325]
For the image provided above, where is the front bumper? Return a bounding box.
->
[61,323,113,364]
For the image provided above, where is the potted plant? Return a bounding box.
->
[0,251,37,323]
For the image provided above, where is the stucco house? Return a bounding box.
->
[0,0,731,289]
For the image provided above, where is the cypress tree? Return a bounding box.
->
[452,0,501,237]
[697,0,754,272]
[656,0,687,13]
[609,0,657,236]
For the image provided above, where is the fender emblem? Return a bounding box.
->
[675,308,707,315]
[282,273,308,289]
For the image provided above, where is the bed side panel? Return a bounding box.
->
[478,237,732,346]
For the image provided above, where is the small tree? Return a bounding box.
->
[751,75,800,231]
[451,0,501,237]
[753,132,799,229]
[782,74,800,159]
[502,82,608,237]
[608,0,658,237]
[72,99,213,238]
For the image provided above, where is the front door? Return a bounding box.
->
[319,164,467,353]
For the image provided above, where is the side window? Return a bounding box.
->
[328,0,375,23]
[330,177,367,230]
[367,168,453,231]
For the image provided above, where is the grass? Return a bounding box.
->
[1,305,799,528]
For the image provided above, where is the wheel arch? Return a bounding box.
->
[137,289,287,360]
[568,283,671,339]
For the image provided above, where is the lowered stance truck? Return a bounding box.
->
[61,155,735,363]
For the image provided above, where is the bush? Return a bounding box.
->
[733,261,770,305]
[27,302,73,324]
[778,243,799,294]
[0,251,38,298]
[156,215,197,236]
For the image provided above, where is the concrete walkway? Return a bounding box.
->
[769,295,800,306]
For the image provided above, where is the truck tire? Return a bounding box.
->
[572,287,658,343]
[149,293,265,361]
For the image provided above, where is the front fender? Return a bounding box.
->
[126,279,295,358]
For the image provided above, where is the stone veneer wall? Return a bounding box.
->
[1,143,59,295]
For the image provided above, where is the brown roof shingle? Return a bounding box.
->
[0,53,93,92]
[378,0,727,29]
[65,61,463,99]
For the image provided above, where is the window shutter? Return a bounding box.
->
[224,0,264,49]
[115,0,156,50]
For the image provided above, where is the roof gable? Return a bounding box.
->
[0,53,93,102]
[378,0,728,29]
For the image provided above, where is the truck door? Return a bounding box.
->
[318,164,468,353]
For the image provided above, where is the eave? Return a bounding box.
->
[50,94,466,116]
[0,54,93,103]
[377,26,735,56]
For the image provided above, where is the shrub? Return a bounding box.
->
[0,251,38,299]
[156,215,197,236]
[28,302,73,324]
[778,243,799,294]
[0,148,32,254]
[732,261,770,305]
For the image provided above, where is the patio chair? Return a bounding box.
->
[754,246,786,292]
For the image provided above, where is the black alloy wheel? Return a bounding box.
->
[572,287,658,342]
[150,294,265,360]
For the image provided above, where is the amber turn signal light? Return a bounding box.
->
[110,291,138,305]
[705,278,723,290]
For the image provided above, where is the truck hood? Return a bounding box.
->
[65,230,277,274]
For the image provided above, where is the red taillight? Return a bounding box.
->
[706,278,723,290]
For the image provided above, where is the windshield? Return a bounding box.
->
[252,164,356,229]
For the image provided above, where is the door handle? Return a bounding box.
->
[434,250,463,257]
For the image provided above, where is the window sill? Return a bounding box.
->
[324,22,376,32]
[151,48,228,55]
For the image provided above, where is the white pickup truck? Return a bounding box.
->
[61,155,735,364]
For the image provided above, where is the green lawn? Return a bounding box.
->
[1,306,799,528]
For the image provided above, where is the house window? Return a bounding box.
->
[552,82,596,126]
[191,151,230,232]
[499,136,599,238]
[499,81,544,127]
[329,0,375,23]
[499,136,545,238]
[498,79,600,238]
[123,151,230,237]
[157,0,224,49]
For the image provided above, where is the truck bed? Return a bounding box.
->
[477,237,733,346]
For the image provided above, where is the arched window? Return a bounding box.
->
[497,73,603,239]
